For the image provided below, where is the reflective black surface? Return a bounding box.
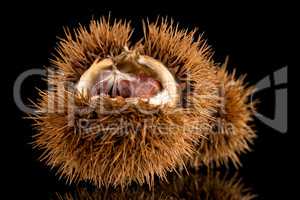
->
[52,170,256,200]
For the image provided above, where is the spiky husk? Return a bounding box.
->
[31,17,220,188]
[191,66,256,168]
[54,171,256,200]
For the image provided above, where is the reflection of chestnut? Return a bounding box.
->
[54,171,256,200]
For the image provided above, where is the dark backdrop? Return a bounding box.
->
[4,1,293,199]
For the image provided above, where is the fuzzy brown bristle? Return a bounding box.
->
[191,65,257,168]
[34,90,202,187]
[142,19,220,122]
[30,15,258,188]
[31,17,223,188]
[51,17,132,83]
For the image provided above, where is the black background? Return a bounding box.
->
[4,1,294,199]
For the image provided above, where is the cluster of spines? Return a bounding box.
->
[31,17,256,188]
